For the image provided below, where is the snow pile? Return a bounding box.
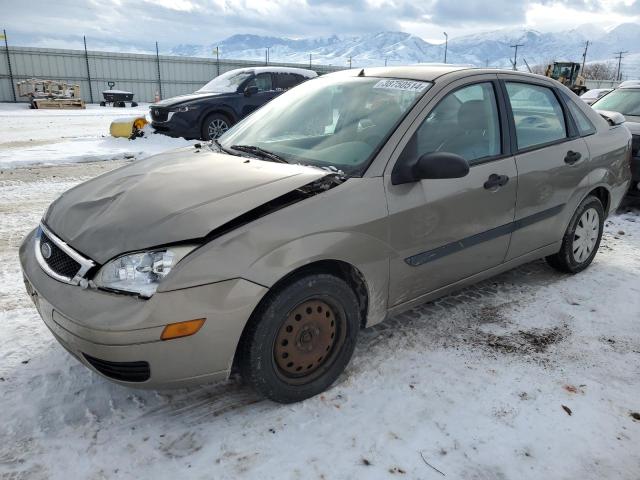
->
[0,155,638,478]
[0,103,196,168]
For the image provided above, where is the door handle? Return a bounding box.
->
[484,174,509,190]
[564,150,582,165]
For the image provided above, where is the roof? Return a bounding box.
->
[231,66,318,78]
[323,65,547,83]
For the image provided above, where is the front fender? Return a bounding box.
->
[243,231,392,327]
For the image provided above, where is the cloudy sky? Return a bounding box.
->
[2,0,639,49]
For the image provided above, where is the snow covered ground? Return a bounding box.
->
[0,103,195,168]
[0,108,639,479]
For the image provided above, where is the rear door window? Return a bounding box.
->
[276,73,303,90]
[505,82,567,150]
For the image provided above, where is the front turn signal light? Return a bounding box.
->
[161,318,206,341]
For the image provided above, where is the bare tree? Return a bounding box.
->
[582,62,617,80]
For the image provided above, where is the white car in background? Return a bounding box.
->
[580,88,612,105]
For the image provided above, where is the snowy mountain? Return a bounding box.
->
[168,24,640,79]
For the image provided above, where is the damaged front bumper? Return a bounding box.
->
[19,229,268,388]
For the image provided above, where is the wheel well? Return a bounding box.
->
[230,260,370,374]
[588,186,610,215]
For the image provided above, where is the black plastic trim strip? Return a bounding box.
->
[405,204,564,267]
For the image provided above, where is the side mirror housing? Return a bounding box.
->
[392,152,469,185]
[244,85,259,97]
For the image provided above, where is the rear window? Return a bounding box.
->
[561,92,596,136]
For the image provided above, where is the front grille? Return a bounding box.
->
[151,108,168,122]
[40,231,81,278]
[40,232,80,278]
[83,354,151,382]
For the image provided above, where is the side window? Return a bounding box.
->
[505,82,567,150]
[246,73,273,92]
[400,82,501,164]
[561,92,597,136]
[276,73,301,90]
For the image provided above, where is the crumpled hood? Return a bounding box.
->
[44,148,327,264]
[152,91,232,108]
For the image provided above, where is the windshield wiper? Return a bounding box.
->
[230,145,289,163]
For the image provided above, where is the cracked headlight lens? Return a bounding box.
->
[94,245,197,297]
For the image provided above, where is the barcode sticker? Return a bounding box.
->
[373,79,429,92]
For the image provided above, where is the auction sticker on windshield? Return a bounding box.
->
[373,79,429,92]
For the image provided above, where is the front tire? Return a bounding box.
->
[202,113,231,140]
[546,195,604,273]
[239,274,361,403]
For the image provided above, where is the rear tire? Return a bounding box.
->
[201,113,231,140]
[239,274,360,403]
[546,195,604,273]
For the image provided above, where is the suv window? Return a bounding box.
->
[276,73,304,90]
[561,92,596,136]
[246,73,273,92]
[400,82,501,164]
[506,82,567,150]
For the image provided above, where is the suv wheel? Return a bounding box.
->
[239,274,361,403]
[546,195,604,273]
[202,113,231,140]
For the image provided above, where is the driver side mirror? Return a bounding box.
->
[244,85,259,97]
[391,152,469,185]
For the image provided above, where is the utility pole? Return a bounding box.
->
[83,36,94,104]
[155,41,162,100]
[614,51,627,81]
[581,40,590,73]
[384,57,388,66]
[510,44,523,71]
[215,46,220,76]
[2,29,16,102]
[309,53,312,67]
[348,56,352,69]
[443,32,448,64]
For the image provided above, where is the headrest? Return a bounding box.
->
[458,100,487,131]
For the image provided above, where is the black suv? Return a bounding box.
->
[150,67,317,140]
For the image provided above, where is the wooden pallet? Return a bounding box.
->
[31,98,86,109]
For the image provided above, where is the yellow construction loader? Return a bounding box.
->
[545,62,587,95]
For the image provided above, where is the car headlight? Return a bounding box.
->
[94,245,197,297]
[172,105,198,113]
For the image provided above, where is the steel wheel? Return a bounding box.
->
[572,207,599,263]
[207,118,229,139]
[273,299,345,384]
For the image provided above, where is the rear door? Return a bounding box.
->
[384,76,518,306]
[499,78,591,260]
[240,73,277,117]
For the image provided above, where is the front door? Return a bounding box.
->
[385,78,518,307]
[499,79,592,260]
[241,73,278,117]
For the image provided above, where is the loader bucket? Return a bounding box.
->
[110,116,148,139]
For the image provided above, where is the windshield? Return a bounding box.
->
[219,76,431,175]
[197,70,253,93]
[592,88,640,116]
